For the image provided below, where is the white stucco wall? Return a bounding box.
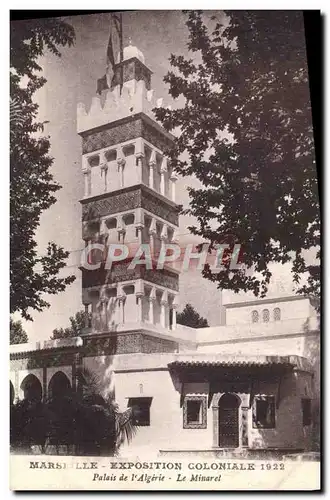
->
[224,297,312,325]
[113,357,315,457]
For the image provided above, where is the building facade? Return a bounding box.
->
[10,44,320,459]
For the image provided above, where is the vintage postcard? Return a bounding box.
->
[10,10,320,491]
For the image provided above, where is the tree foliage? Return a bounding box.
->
[10,18,76,320]
[177,303,209,328]
[51,310,92,340]
[10,368,135,456]
[155,11,320,304]
[10,317,28,344]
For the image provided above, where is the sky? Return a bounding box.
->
[17,11,225,342]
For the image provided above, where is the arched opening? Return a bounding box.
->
[48,372,71,401]
[20,374,42,403]
[218,393,241,448]
[273,307,281,321]
[262,309,270,323]
[10,381,15,405]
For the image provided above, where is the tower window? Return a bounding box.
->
[252,310,259,323]
[262,309,270,323]
[123,285,135,295]
[123,213,135,226]
[123,144,135,157]
[105,149,117,162]
[106,288,117,299]
[273,307,281,321]
[88,155,99,167]
[105,217,117,230]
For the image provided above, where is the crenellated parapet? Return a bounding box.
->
[77,78,169,134]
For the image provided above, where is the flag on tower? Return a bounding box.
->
[96,13,123,95]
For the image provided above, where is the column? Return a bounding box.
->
[161,224,168,242]
[82,157,91,197]
[170,171,178,202]
[117,215,126,243]
[171,295,178,330]
[117,285,125,324]
[84,303,90,330]
[134,208,144,245]
[160,290,168,328]
[160,224,168,260]
[149,150,156,189]
[42,365,47,403]
[149,218,156,260]
[135,280,144,323]
[100,219,109,239]
[101,298,108,331]
[118,296,125,324]
[135,138,144,184]
[14,371,19,404]
[100,150,108,192]
[117,147,126,188]
[148,287,156,324]
[241,406,249,447]
[160,157,167,196]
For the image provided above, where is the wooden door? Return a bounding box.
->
[219,393,240,448]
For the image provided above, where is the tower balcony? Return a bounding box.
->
[81,206,179,261]
[81,136,177,204]
[82,279,179,335]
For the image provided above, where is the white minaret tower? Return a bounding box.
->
[77,44,181,353]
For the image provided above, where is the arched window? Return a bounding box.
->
[252,310,259,323]
[123,213,135,225]
[273,307,281,321]
[20,374,42,402]
[105,217,117,230]
[123,284,135,295]
[48,372,71,401]
[262,309,270,323]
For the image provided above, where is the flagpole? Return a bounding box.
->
[115,13,124,95]
[96,13,123,95]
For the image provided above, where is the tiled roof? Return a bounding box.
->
[168,354,311,371]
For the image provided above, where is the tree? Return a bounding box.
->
[51,310,92,340]
[10,18,76,321]
[10,317,28,344]
[155,11,320,306]
[177,303,209,328]
[10,368,135,456]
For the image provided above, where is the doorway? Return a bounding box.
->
[218,393,241,448]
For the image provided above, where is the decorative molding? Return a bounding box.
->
[81,185,179,226]
[83,332,177,356]
[81,114,173,155]
[141,334,177,354]
[224,294,308,309]
[10,349,79,371]
[241,407,249,447]
[141,191,179,226]
[144,269,179,292]
[111,58,152,90]
[82,266,179,291]
[183,395,207,430]
[81,188,140,221]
